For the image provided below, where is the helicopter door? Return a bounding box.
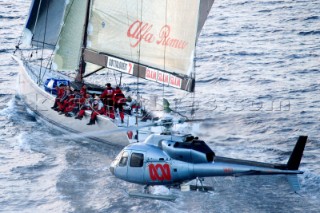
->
[127,152,145,184]
[115,151,129,180]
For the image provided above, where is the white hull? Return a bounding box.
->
[13,55,130,147]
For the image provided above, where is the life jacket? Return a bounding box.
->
[101,86,114,99]
[57,87,65,98]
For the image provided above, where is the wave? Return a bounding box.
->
[197,77,230,84]
[0,15,20,20]
[298,31,320,36]
[229,51,267,57]
[16,132,33,153]
[211,32,239,37]
[304,16,319,21]
[0,95,16,115]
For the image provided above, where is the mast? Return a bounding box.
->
[75,0,91,83]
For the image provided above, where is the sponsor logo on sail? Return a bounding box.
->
[107,57,181,88]
[156,25,188,49]
[145,68,157,82]
[127,20,188,49]
[157,71,169,85]
[169,75,182,88]
[145,68,179,87]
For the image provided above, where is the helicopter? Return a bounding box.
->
[109,118,308,201]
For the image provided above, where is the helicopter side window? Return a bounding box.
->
[119,151,128,167]
[130,153,144,167]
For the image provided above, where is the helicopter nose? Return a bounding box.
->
[109,165,115,175]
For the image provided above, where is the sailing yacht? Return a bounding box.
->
[12,0,214,146]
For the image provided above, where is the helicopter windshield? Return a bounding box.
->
[119,151,129,167]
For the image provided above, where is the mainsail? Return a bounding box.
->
[88,0,199,76]
[83,0,214,92]
[24,0,214,92]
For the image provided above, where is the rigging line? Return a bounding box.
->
[113,70,118,86]
[33,0,44,64]
[38,0,50,85]
[135,0,143,142]
[190,1,203,119]
[125,0,134,64]
[119,72,123,86]
[162,0,168,102]
[25,0,43,63]
[78,0,92,82]
[121,0,133,88]
[190,62,196,118]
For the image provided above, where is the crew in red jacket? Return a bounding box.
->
[57,86,72,113]
[52,84,66,110]
[80,84,87,97]
[113,86,126,123]
[100,83,115,119]
[64,90,82,117]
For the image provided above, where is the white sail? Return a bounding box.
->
[24,0,68,49]
[53,0,88,71]
[87,0,201,77]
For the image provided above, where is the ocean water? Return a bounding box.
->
[1,0,320,212]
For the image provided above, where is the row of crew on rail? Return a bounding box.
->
[51,83,130,125]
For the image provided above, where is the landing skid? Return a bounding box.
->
[188,185,214,192]
[128,191,177,201]
[128,186,177,201]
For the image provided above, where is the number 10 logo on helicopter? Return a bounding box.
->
[148,163,171,181]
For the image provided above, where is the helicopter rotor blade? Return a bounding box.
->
[179,117,215,123]
[53,117,210,141]
[55,122,157,141]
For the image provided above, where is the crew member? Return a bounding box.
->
[57,86,72,113]
[87,96,105,125]
[80,84,87,97]
[113,86,126,123]
[51,83,65,110]
[100,83,115,119]
[75,94,93,120]
[64,89,81,117]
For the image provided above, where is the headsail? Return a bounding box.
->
[52,0,88,71]
[83,0,214,92]
[23,0,68,49]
